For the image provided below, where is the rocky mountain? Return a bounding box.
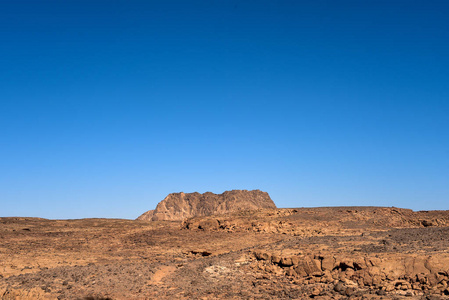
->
[137,190,276,221]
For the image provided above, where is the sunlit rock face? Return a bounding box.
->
[137,190,276,221]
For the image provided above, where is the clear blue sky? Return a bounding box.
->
[1,1,448,219]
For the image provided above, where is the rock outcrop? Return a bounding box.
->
[137,190,276,221]
[252,250,449,297]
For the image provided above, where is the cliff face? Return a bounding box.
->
[137,190,276,221]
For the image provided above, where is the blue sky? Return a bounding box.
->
[1,1,448,219]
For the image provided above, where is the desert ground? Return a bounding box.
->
[1,207,449,299]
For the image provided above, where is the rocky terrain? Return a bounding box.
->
[1,205,449,299]
[137,190,276,221]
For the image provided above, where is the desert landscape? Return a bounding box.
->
[1,190,449,299]
[3,1,448,299]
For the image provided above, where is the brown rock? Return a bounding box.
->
[321,256,334,271]
[344,286,356,296]
[422,220,434,227]
[311,287,321,296]
[352,257,367,270]
[368,266,381,277]
[280,257,293,266]
[322,270,333,282]
[294,265,308,277]
[425,256,449,275]
[137,190,276,221]
[291,256,300,266]
[271,255,281,264]
[334,282,345,294]
[366,257,381,267]
[405,256,429,277]
[198,219,219,230]
[372,275,382,286]
[426,273,439,287]
[254,251,270,261]
[345,268,355,278]
[294,256,322,277]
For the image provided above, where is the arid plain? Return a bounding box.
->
[1,191,449,299]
